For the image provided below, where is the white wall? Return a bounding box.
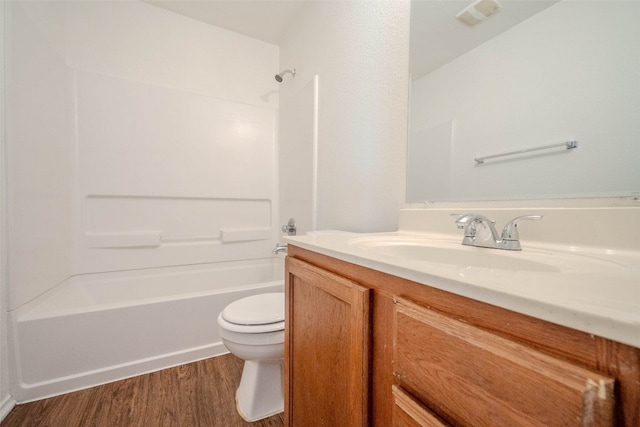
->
[65,2,278,108]
[410,1,640,202]
[0,2,14,420]
[2,1,71,414]
[4,2,73,312]
[66,1,280,274]
[280,0,410,233]
[278,76,317,235]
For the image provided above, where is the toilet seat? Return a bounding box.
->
[218,315,284,334]
[219,293,284,333]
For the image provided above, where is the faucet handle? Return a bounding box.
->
[454,213,496,230]
[282,218,297,236]
[453,213,482,233]
[501,215,543,241]
[450,213,466,229]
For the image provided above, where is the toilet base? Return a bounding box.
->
[235,359,284,422]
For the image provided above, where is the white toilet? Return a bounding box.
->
[217,292,285,421]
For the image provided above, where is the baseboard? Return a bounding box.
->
[0,394,17,422]
[15,342,228,403]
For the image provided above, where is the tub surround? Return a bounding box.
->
[4,1,283,406]
[284,206,640,348]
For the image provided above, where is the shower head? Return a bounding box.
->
[275,68,296,82]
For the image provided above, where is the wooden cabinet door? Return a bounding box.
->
[285,257,370,427]
[393,297,616,426]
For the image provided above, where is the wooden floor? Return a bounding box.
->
[1,354,284,427]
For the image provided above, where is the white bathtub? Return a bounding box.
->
[10,258,284,402]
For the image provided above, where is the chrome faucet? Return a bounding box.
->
[272,243,288,255]
[454,213,542,251]
[282,218,296,236]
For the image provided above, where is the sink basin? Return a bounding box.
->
[349,236,563,272]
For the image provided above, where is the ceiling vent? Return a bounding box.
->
[456,0,502,26]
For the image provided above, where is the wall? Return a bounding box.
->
[65,1,280,275]
[2,0,71,414]
[279,0,410,233]
[4,1,73,311]
[278,75,318,236]
[0,2,12,419]
[409,1,640,202]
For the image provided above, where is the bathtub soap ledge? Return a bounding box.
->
[220,227,271,243]
[86,231,162,248]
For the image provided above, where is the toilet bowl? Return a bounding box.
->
[217,292,285,421]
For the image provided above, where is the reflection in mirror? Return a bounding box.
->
[407,0,640,202]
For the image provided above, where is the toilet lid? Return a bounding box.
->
[221,293,284,326]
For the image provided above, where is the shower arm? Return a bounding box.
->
[275,68,296,82]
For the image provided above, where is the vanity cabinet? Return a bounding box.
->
[285,246,640,427]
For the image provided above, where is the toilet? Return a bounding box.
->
[217,292,285,421]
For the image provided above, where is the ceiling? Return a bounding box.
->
[145,0,309,46]
[144,0,559,79]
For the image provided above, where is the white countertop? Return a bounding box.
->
[284,231,640,348]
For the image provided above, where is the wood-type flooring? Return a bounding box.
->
[1,354,284,427]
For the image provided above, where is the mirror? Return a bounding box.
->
[407,0,640,202]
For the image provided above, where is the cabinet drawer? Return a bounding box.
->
[393,297,615,426]
[393,385,450,427]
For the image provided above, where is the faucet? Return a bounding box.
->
[454,213,542,251]
[272,243,288,255]
[282,218,296,236]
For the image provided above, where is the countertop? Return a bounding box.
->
[284,231,640,348]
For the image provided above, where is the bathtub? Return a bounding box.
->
[10,258,284,402]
